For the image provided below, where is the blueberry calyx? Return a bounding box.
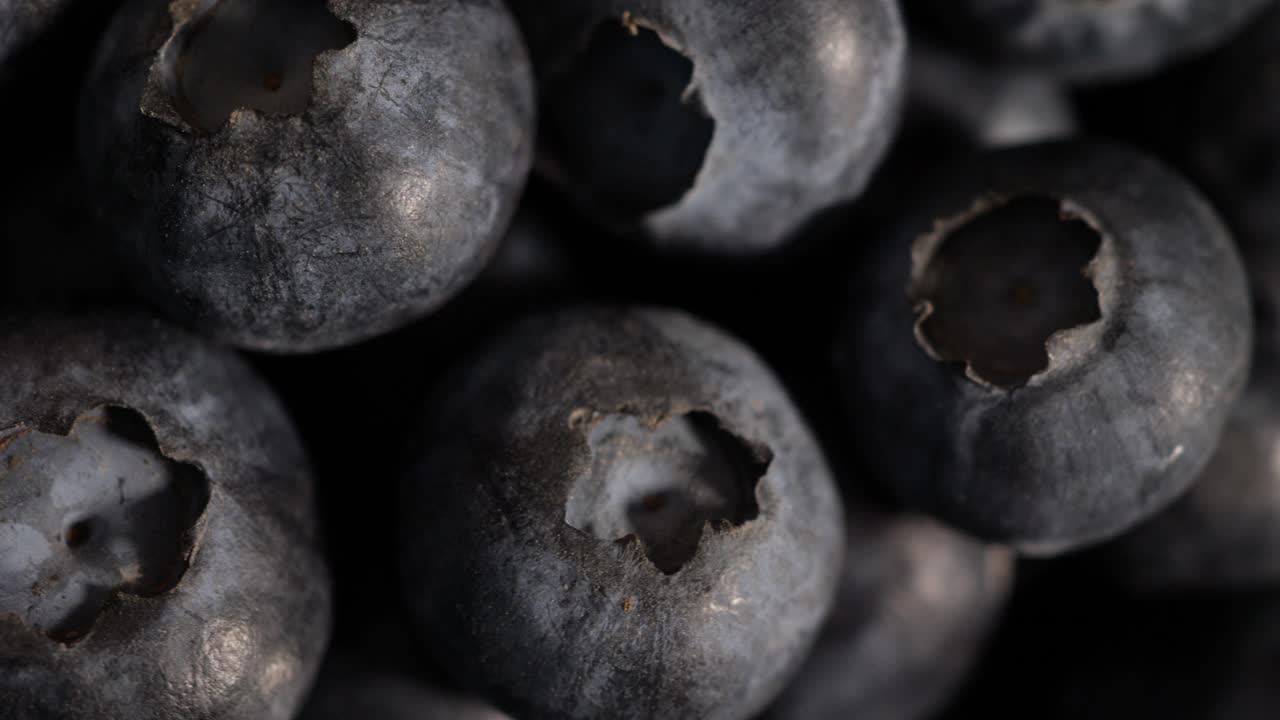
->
[564,409,771,574]
[540,13,715,223]
[0,405,210,645]
[141,0,356,134]
[909,193,1105,389]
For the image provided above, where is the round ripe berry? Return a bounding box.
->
[0,307,330,720]
[80,0,535,352]
[400,308,845,719]
[838,141,1252,553]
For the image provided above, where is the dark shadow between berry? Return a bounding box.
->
[911,196,1103,388]
[150,0,356,134]
[540,16,715,222]
[564,411,771,574]
[0,406,210,644]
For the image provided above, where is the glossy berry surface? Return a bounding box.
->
[400,307,844,719]
[509,0,905,254]
[0,308,330,720]
[80,0,535,352]
[839,141,1252,553]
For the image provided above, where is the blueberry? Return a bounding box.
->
[301,653,509,720]
[0,308,330,719]
[1102,350,1280,591]
[911,0,1274,83]
[765,508,1012,720]
[400,308,844,719]
[507,0,905,254]
[79,0,535,352]
[837,141,1252,553]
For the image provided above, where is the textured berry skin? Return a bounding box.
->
[400,308,844,720]
[508,0,905,254]
[80,0,535,352]
[0,0,72,67]
[766,509,1012,720]
[913,0,1274,83]
[0,307,330,720]
[1103,356,1280,591]
[838,141,1252,554]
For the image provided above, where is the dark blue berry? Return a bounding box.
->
[838,141,1252,553]
[0,308,330,720]
[400,308,844,719]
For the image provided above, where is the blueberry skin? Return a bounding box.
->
[766,510,1012,720]
[301,654,509,720]
[1102,355,1280,591]
[80,0,534,353]
[913,0,1274,83]
[400,308,845,720]
[0,0,73,67]
[0,308,331,719]
[508,0,905,254]
[838,141,1252,554]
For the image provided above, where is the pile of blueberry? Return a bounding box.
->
[4,0,1280,718]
